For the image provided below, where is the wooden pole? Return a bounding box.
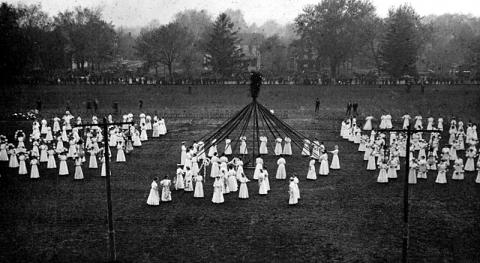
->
[102,117,116,262]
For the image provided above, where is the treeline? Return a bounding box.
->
[1,1,480,85]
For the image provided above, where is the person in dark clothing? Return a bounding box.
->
[315,98,320,113]
[346,101,352,116]
[353,102,358,116]
[86,100,92,113]
[139,100,143,110]
[36,99,42,112]
[113,102,119,113]
[93,99,98,113]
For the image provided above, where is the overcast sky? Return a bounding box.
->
[7,0,480,27]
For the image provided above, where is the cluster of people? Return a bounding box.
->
[340,114,479,184]
[301,140,341,179]
[0,111,168,179]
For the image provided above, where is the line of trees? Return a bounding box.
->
[1,1,480,85]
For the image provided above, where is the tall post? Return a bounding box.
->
[252,100,256,164]
[102,117,116,262]
[403,124,411,263]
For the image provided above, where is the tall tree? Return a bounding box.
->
[0,3,29,84]
[380,5,426,79]
[136,22,192,82]
[295,0,377,81]
[205,13,244,78]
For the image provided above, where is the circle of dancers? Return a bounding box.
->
[146,136,342,206]
[340,114,479,184]
[0,111,167,180]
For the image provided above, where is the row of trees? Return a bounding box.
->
[1,1,480,85]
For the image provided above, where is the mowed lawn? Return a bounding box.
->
[0,84,480,262]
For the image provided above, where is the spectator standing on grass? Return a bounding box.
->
[288,177,298,205]
[353,102,358,116]
[36,98,42,112]
[315,98,320,113]
[146,178,160,206]
[138,100,143,110]
[346,101,352,116]
[93,99,98,113]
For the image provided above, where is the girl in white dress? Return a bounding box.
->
[238,173,250,199]
[45,127,53,142]
[0,139,8,161]
[227,167,238,192]
[437,118,444,131]
[46,147,57,169]
[259,136,268,155]
[379,115,386,129]
[302,139,310,156]
[145,115,152,130]
[417,156,427,179]
[180,142,187,165]
[263,167,270,192]
[274,138,283,155]
[132,129,142,147]
[239,136,247,154]
[449,140,458,161]
[358,135,367,152]
[74,156,84,180]
[414,116,423,130]
[224,139,232,155]
[194,175,204,198]
[88,147,98,169]
[159,118,167,135]
[253,156,263,180]
[152,120,160,138]
[30,157,40,179]
[289,178,299,205]
[140,124,148,141]
[448,124,457,145]
[212,176,224,203]
[306,158,317,180]
[184,167,194,192]
[377,161,388,183]
[258,170,268,195]
[436,161,448,184]
[160,176,172,202]
[464,147,477,171]
[452,159,464,180]
[191,154,200,175]
[39,143,48,163]
[363,116,373,130]
[329,145,340,170]
[175,166,185,190]
[210,153,220,178]
[293,175,300,200]
[401,114,411,129]
[366,146,376,171]
[276,157,287,180]
[387,158,398,179]
[116,141,126,162]
[146,178,160,206]
[426,152,437,170]
[426,117,434,130]
[318,152,329,176]
[408,160,418,184]
[283,137,292,155]
[18,152,28,175]
[207,139,217,157]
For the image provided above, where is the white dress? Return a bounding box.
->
[116,143,126,162]
[140,126,148,141]
[18,155,27,175]
[160,179,172,202]
[238,176,249,199]
[435,163,447,184]
[276,158,286,179]
[227,170,238,192]
[408,163,417,184]
[274,138,283,155]
[0,143,8,161]
[363,116,373,130]
[212,177,224,203]
[330,149,340,169]
[210,156,220,178]
[306,159,317,180]
[146,181,160,206]
[39,145,48,162]
[74,158,84,180]
[159,119,167,135]
[319,153,329,175]
[377,163,388,183]
[184,170,194,192]
[152,122,160,137]
[253,157,263,179]
[282,137,292,155]
[89,150,98,169]
[402,115,411,129]
[293,177,300,200]
[30,159,40,179]
[302,140,310,156]
[289,181,298,205]
[259,136,268,154]
[224,139,232,155]
[258,173,268,195]
[59,155,68,175]
[46,150,56,169]
[239,137,248,154]
[8,150,19,168]
[366,150,376,170]
[194,175,204,198]
[175,169,185,190]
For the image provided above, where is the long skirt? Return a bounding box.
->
[116,150,126,162]
[59,161,68,175]
[306,166,317,180]
[146,189,160,205]
[465,158,475,171]
[40,151,48,162]
[366,156,376,170]
[238,183,249,199]
[89,155,98,169]
[435,171,447,184]
[30,165,39,179]
[377,169,388,183]
[276,164,286,179]
[212,187,224,203]
[194,182,204,198]
[9,155,19,168]
[387,168,397,179]
[18,161,27,175]
[74,166,84,180]
[408,169,417,184]
[319,160,329,175]
[330,155,340,169]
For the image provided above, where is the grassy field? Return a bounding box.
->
[0,84,480,262]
